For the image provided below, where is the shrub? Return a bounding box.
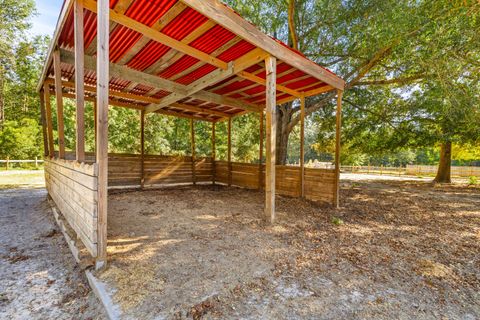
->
[468,176,478,186]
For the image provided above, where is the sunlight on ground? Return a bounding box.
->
[0,170,45,188]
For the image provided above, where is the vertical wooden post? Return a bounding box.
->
[6,157,9,170]
[93,100,98,154]
[258,111,264,190]
[334,89,343,208]
[35,157,39,169]
[140,110,145,189]
[96,0,109,270]
[212,122,216,185]
[53,49,65,159]
[300,96,305,198]
[191,118,196,185]
[265,56,277,223]
[43,84,55,158]
[39,90,49,157]
[74,0,85,162]
[227,117,232,187]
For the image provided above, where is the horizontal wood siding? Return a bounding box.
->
[144,155,213,185]
[45,158,98,257]
[215,161,335,204]
[304,168,336,203]
[64,152,212,187]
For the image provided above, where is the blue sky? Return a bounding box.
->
[30,0,64,38]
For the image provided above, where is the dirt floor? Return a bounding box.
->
[99,179,480,319]
[0,188,106,319]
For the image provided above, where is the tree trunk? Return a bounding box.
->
[434,141,452,183]
[0,71,4,128]
[276,105,293,165]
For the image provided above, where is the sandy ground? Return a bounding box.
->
[0,188,106,320]
[0,170,45,188]
[99,179,480,319]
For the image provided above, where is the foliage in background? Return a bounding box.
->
[0,0,478,176]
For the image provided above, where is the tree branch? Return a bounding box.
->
[355,73,427,86]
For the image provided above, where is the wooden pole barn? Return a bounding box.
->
[37,0,345,269]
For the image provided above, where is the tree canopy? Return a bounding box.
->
[0,0,479,179]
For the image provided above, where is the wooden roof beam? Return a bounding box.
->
[238,71,302,97]
[60,49,187,94]
[60,91,215,122]
[171,103,231,119]
[60,49,262,113]
[145,48,269,113]
[83,0,229,70]
[179,0,345,90]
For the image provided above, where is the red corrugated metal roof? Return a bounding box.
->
[50,0,341,121]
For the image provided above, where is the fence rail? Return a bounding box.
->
[340,165,406,176]
[0,158,44,170]
[406,165,480,177]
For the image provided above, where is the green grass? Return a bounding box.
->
[0,171,45,188]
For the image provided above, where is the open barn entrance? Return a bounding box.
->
[38,0,345,268]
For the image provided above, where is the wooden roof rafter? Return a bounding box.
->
[38,0,345,123]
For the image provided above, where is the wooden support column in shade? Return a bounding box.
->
[74,0,85,162]
[43,84,55,158]
[265,56,277,223]
[93,101,97,155]
[334,89,343,208]
[300,96,305,197]
[95,0,109,270]
[140,110,145,189]
[212,122,216,185]
[53,49,65,159]
[227,117,232,187]
[258,111,264,190]
[39,90,49,157]
[191,118,196,185]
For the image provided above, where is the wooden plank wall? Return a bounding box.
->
[64,152,213,187]
[108,154,213,186]
[215,161,335,204]
[44,158,98,257]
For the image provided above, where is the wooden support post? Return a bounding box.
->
[53,49,65,159]
[258,111,264,190]
[95,0,109,270]
[334,89,343,208]
[265,56,276,223]
[39,90,49,157]
[212,122,216,185]
[140,110,145,189]
[300,96,305,198]
[93,101,97,154]
[227,117,232,187]
[74,0,85,162]
[5,157,9,170]
[191,118,196,185]
[43,84,55,158]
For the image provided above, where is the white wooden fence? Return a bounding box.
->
[0,158,44,170]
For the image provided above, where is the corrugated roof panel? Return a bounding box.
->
[158,55,199,79]
[151,90,172,99]
[277,70,306,85]
[126,5,209,70]
[109,0,177,62]
[213,79,254,95]
[243,85,265,96]
[217,40,255,62]
[161,7,209,39]
[126,41,171,70]
[287,77,319,90]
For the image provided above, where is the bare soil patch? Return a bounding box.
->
[99,180,480,319]
[0,188,105,319]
